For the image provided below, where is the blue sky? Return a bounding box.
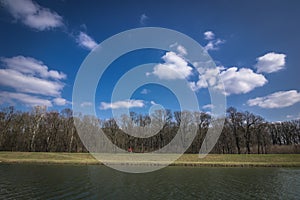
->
[0,0,300,121]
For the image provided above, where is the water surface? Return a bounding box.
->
[0,164,299,199]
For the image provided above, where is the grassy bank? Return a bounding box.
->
[0,152,299,167]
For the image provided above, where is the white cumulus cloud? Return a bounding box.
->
[0,56,65,97]
[220,67,267,95]
[0,68,64,96]
[247,90,300,108]
[100,99,145,110]
[0,56,68,107]
[255,52,286,73]
[190,66,267,95]
[0,56,66,80]
[53,97,70,106]
[149,51,193,80]
[1,0,63,30]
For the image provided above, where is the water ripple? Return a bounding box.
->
[0,164,299,199]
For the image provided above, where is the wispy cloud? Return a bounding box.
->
[0,67,64,97]
[0,91,52,107]
[286,113,300,120]
[169,43,188,56]
[176,45,187,56]
[247,90,300,108]
[139,13,149,25]
[100,99,145,110]
[1,0,63,30]
[80,101,93,107]
[141,88,150,94]
[76,31,98,50]
[204,31,215,40]
[204,39,225,51]
[0,56,65,96]
[203,31,225,51]
[202,104,214,110]
[150,100,158,105]
[0,56,66,80]
[255,52,286,73]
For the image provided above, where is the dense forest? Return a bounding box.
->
[0,106,299,154]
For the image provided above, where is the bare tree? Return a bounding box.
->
[30,106,46,152]
[227,107,243,154]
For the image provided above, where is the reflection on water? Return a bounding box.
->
[0,164,299,199]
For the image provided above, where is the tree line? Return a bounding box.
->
[0,106,299,154]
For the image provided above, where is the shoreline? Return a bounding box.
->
[0,152,299,167]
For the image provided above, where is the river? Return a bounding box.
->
[0,164,299,199]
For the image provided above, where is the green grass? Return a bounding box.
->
[0,152,98,164]
[175,154,300,167]
[0,152,299,167]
